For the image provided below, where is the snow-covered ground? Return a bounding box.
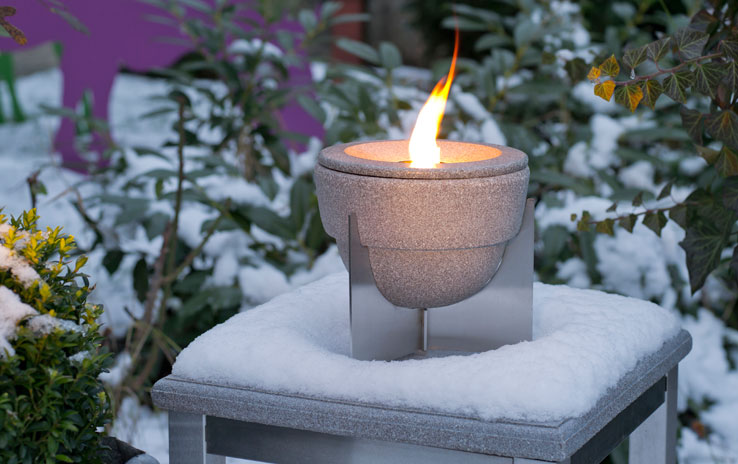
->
[1,69,737,462]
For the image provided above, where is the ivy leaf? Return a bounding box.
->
[606,202,618,212]
[693,62,725,98]
[576,210,592,231]
[632,191,644,207]
[663,71,695,104]
[594,80,615,101]
[595,218,615,236]
[658,181,673,200]
[641,79,663,109]
[647,37,672,62]
[623,45,648,69]
[587,66,601,81]
[715,145,738,177]
[722,60,738,93]
[689,9,718,33]
[565,58,589,83]
[722,39,738,61]
[673,28,709,60]
[696,145,719,164]
[599,54,620,77]
[705,110,738,149]
[619,214,638,233]
[681,219,732,293]
[679,106,704,145]
[643,211,668,236]
[614,84,643,112]
[722,177,738,213]
[669,204,688,228]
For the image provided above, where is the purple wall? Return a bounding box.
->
[1,0,322,168]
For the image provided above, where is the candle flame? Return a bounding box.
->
[408,27,459,168]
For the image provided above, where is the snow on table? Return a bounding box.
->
[173,272,681,423]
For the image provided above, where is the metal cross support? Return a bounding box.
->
[349,198,535,361]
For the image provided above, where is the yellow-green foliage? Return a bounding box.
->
[0,209,111,464]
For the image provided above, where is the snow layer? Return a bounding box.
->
[0,285,38,357]
[173,272,681,422]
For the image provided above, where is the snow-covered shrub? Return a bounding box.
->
[0,209,111,463]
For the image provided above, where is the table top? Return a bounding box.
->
[153,329,690,462]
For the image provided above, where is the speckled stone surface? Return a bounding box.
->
[152,330,691,462]
[314,140,529,308]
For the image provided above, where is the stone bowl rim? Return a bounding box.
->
[317,140,528,180]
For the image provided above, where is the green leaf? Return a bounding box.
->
[705,110,738,149]
[335,38,379,65]
[623,44,648,69]
[663,71,695,104]
[722,177,738,213]
[632,191,644,207]
[641,79,663,109]
[669,204,688,228]
[618,214,638,233]
[723,60,738,93]
[673,28,709,60]
[692,62,725,98]
[647,37,672,62]
[564,58,588,83]
[679,106,704,145]
[243,206,295,239]
[132,257,149,303]
[305,211,328,250]
[379,42,402,70]
[715,146,738,177]
[595,218,615,235]
[681,221,731,293]
[296,95,325,124]
[474,34,512,52]
[658,182,673,200]
[289,178,312,230]
[731,246,738,279]
[696,145,720,164]
[643,211,668,236]
[614,84,643,112]
[722,39,738,60]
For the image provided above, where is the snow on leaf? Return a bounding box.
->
[663,71,694,104]
[599,55,620,78]
[705,110,738,149]
[641,79,663,109]
[587,66,601,81]
[673,28,709,60]
[679,106,704,145]
[647,37,672,62]
[623,44,648,69]
[594,80,615,101]
[614,84,643,112]
[692,62,725,98]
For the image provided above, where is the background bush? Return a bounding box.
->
[0,209,111,464]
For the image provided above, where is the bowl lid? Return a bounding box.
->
[317,140,528,180]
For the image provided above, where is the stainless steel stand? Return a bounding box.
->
[349,198,535,361]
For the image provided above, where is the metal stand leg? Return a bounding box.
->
[349,214,423,361]
[169,412,225,464]
[628,366,678,464]
[427,199,534,352]
[349,199,534,361]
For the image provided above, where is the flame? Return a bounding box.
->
[408,27,459,168]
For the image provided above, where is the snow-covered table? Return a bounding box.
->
[153,273,691,463]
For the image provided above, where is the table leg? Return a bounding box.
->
[169,411,226,464]
[629,366,678,464]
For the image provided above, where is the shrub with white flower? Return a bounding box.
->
[0,209,111,463]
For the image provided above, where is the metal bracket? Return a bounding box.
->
[349,198,535,361]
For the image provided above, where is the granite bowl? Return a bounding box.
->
[314,140,529,309]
